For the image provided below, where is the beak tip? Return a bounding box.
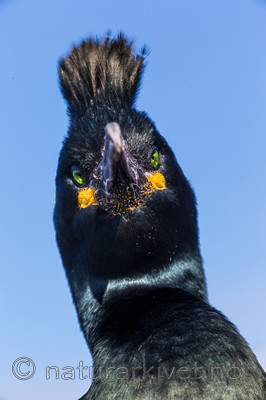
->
[105,122,123,153]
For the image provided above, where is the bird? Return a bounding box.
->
[54,33,266,400]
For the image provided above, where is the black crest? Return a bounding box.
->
[59,33,147,117]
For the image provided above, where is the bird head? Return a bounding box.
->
[54,34,201,284]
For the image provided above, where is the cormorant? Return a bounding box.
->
[54,34,266,399]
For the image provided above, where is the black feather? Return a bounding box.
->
[59,33,147,117]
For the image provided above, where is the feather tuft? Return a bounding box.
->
[59,33,147,117]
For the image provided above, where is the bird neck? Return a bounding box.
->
[69,253,208,355]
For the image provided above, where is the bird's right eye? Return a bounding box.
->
[72,168,86,186]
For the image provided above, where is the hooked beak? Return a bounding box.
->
[78,122,166,214]
[95,122,146,195]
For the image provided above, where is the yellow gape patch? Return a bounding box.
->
[145,172,166,191]
[78,188,98,208]
[77,171,166,213]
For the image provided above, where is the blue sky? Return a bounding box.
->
[1,0,265,399]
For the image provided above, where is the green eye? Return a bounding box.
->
[150,150,159,169]
[72,168,86,186]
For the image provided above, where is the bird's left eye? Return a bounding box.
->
[150,150,159,169]
[72,168,86,186]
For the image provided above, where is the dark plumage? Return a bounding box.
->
[54,34,266,399]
